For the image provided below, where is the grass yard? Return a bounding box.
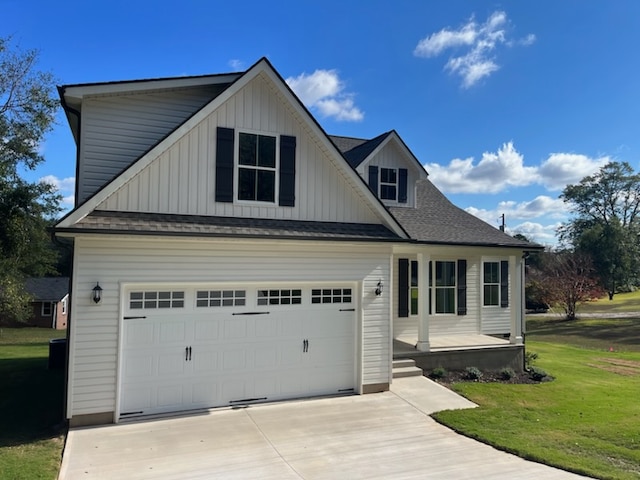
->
[433,312,640,480]
[0,328,67,480]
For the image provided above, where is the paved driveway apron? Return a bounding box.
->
[59,377,588,479]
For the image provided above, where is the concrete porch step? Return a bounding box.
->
[393,359,423,378]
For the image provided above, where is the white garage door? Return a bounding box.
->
[119,284,356,419]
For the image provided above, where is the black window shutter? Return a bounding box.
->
[457,259,467,315]
[398,258,409,318]
[398,168,408,203]
[215,127,234,203]
[501,260,509,308]
[368,165,379,194]
[279,135,296,206]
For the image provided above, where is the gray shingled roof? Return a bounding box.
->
[329,132,392,168]
[389,180,538,248]
[60,211,401,242]
[25,277,69,302]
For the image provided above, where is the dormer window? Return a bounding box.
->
[380,168,397,201]
[367,165,408,204]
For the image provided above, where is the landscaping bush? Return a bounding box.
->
[429,366,447,380]
[500,367,516,380]
[528,366,549,381]
[464,366,483,381]
[524,351,539,368]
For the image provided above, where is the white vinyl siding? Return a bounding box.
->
[67,236,391,419]
[98,73,381,225]
[78,86,224,203]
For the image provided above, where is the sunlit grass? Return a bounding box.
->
[0,328,66,480]
[434,316,640,480]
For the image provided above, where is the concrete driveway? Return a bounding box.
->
[59,377,587,479]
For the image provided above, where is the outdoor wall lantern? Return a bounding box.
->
[92,282,103,304]
[375,280,383,296]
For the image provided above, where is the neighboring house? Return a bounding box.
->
[24,277,69,329]
[54,58,541,427]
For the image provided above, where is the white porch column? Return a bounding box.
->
[509,255,524,345]
[416,253,431,351]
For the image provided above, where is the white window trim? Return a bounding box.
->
[235,130,280,206]
[41,302,52,316]
[379,167,398,201]
[431,259,457,315]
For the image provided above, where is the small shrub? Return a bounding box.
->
[525,351,539,368]
[464,366,483,381]
[528,366,549,381]
[500,367,516,380]
[429,367,447,380]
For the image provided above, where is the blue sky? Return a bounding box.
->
[5,0,640,245]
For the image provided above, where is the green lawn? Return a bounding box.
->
[433,314,640,480]
[0,328,67,480]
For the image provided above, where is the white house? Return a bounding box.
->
[54,58,539,427]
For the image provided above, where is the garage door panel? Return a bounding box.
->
[194,318,220,341]
[121,283,357,419]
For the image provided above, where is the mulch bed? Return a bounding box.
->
[431,370,548,386]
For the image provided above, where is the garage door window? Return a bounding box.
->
[311,288,352,304]
[130,291,185,309]
[196,290,246,307]
[257,289,302,305]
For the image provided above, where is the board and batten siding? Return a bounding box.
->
[357,141,419,208]
[78,86,225,204]
[68,236,391,419]
[98,73,381,225]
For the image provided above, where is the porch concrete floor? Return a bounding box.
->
[59,376,588,479]
[394,334,511,356]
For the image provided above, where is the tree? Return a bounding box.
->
[559,162,640,297]
[0,37,60,325]
[528,251,604,320]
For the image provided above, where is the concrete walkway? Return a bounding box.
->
[59,376,588,479]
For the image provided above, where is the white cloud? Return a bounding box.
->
[465,195,566,223]
[509,221,559,245]
[286,69,364,122]
[228,59,244,70]
[427,142,611,195]
[40,175,75,208]
[426,142,536,193]
[414,10,535,88]
[538,153,610,191]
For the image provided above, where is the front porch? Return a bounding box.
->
[393,335,525,373]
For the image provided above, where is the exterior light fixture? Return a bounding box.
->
[375,280,383,296]
[92,282,103,304]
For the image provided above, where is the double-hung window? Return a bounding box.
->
[483,260,509,308]
[380,168,397,201]
[483,262,500,306]
[238,133,277,202]
[434,261,456,314]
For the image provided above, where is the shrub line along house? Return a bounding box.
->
[54,58,541,427]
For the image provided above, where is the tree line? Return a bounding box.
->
[526,161,640,319]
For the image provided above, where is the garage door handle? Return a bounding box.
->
[232,311,270,315]
[185,346,192,361]
[303,339,309,353]
[339,308,355,312]
[123,316,147,320]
